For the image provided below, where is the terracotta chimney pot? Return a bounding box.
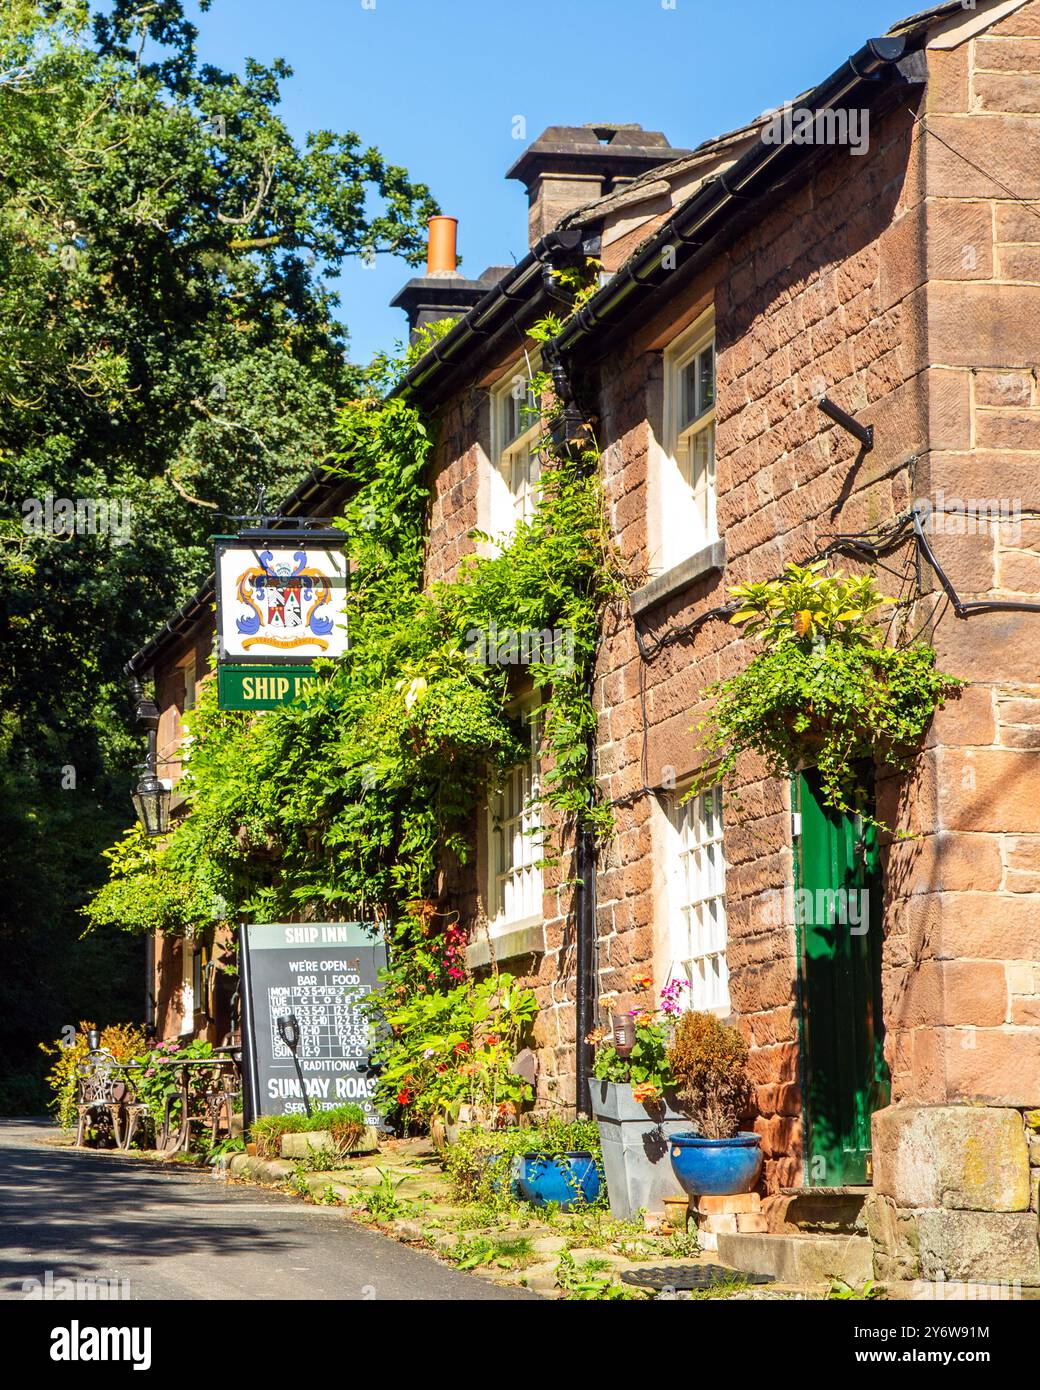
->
[426,216,458,276]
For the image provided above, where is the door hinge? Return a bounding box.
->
[791,811,802,839]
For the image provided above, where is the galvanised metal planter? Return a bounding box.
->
[588,1079,691,1220]
[668,1131,762,1197]
[511,1151,601,1210]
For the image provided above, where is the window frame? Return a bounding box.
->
[661,311,718,567]
[662,783,730,1016]
[180,937,199,1034]
[483,692,544,937]
[490,356,543,531]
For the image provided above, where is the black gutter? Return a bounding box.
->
[549,36,917,364]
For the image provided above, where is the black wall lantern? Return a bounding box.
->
[128,675,170,836]
[277,1012,312,1117]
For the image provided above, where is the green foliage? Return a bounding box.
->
[345,1166,417,1221]
[588,980,681,1094]
[128,1037,215,1132]
[249,1102,366,1158]
[442,1116,602,1209]
[728,560,889,644]
[694,562,963,818]
[85,273,623,1131]
[554,1249,635,1300]
[369,971,537,1127]
[444,1233,536,1271]
[828,1278,885,1300]
[81,826,222,937]
[1,0,437,1110]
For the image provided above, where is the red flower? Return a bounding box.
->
[485,1034,499,1045]
[397,1089,411,1105]
[453,1042,470,1055]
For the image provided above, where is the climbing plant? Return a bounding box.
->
[85,272,623,965]
[691,561,962,820]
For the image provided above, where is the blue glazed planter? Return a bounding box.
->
[512,1151,601,1210]
[483,1151,519,1197]
[668,1131,762,1197]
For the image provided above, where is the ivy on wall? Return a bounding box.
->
[84,288,626,960]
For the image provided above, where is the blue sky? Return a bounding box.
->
[185,0,924,364]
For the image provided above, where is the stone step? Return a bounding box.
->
[716,1231,874,1286]
[765,1187,871,1235]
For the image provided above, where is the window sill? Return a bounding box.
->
[465,918,545,969]
[629,539,726,617]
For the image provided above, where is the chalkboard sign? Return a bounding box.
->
[239,922,386,1127]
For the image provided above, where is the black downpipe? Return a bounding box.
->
[546,329,598,1117]
[575,763,597,1118]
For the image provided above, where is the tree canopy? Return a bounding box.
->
[0,0,438,1108]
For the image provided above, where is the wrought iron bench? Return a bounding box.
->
[74,1049,148,1150]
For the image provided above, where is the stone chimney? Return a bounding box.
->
[506,123,691,246]
[391,216,502,340]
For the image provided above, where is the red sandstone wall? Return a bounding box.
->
[880,6,1040,1109]
[592,99,928,1190]
[419,2,1040,1170]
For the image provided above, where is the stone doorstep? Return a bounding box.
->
[763,1187,871,1236]
[716,1231,874,1286]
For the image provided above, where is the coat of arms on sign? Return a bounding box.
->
[235,549,335,652]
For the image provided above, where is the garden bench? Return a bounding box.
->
[74,1050,148,1150]
[152,1056,241,1152]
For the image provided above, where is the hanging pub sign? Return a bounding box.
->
[215,526,348,709]
[238,922,387,1127]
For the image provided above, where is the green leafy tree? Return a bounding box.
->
[0,0,438,1108]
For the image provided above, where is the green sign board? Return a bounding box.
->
[218,663,319,710]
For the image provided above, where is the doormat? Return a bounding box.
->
[620,1263,775,1292]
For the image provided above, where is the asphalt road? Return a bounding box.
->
[0,1120,536,1302]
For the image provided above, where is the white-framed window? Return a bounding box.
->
[664,784,729,1014]
[182,655,196,713]
[490,358,542,533]
[660,312,717,569]
[181,937,202,1033]
[485,696,543,933]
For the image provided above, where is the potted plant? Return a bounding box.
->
[691,561,961,823]
[667,1010,761,1197]
[510,1117,603,1212]
[586,979,690,1219]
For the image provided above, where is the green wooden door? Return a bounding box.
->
[794,770,890,1186]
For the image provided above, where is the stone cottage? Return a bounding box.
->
[129,0,1040,1285]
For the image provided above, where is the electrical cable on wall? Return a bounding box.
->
[612,488,1040,811]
